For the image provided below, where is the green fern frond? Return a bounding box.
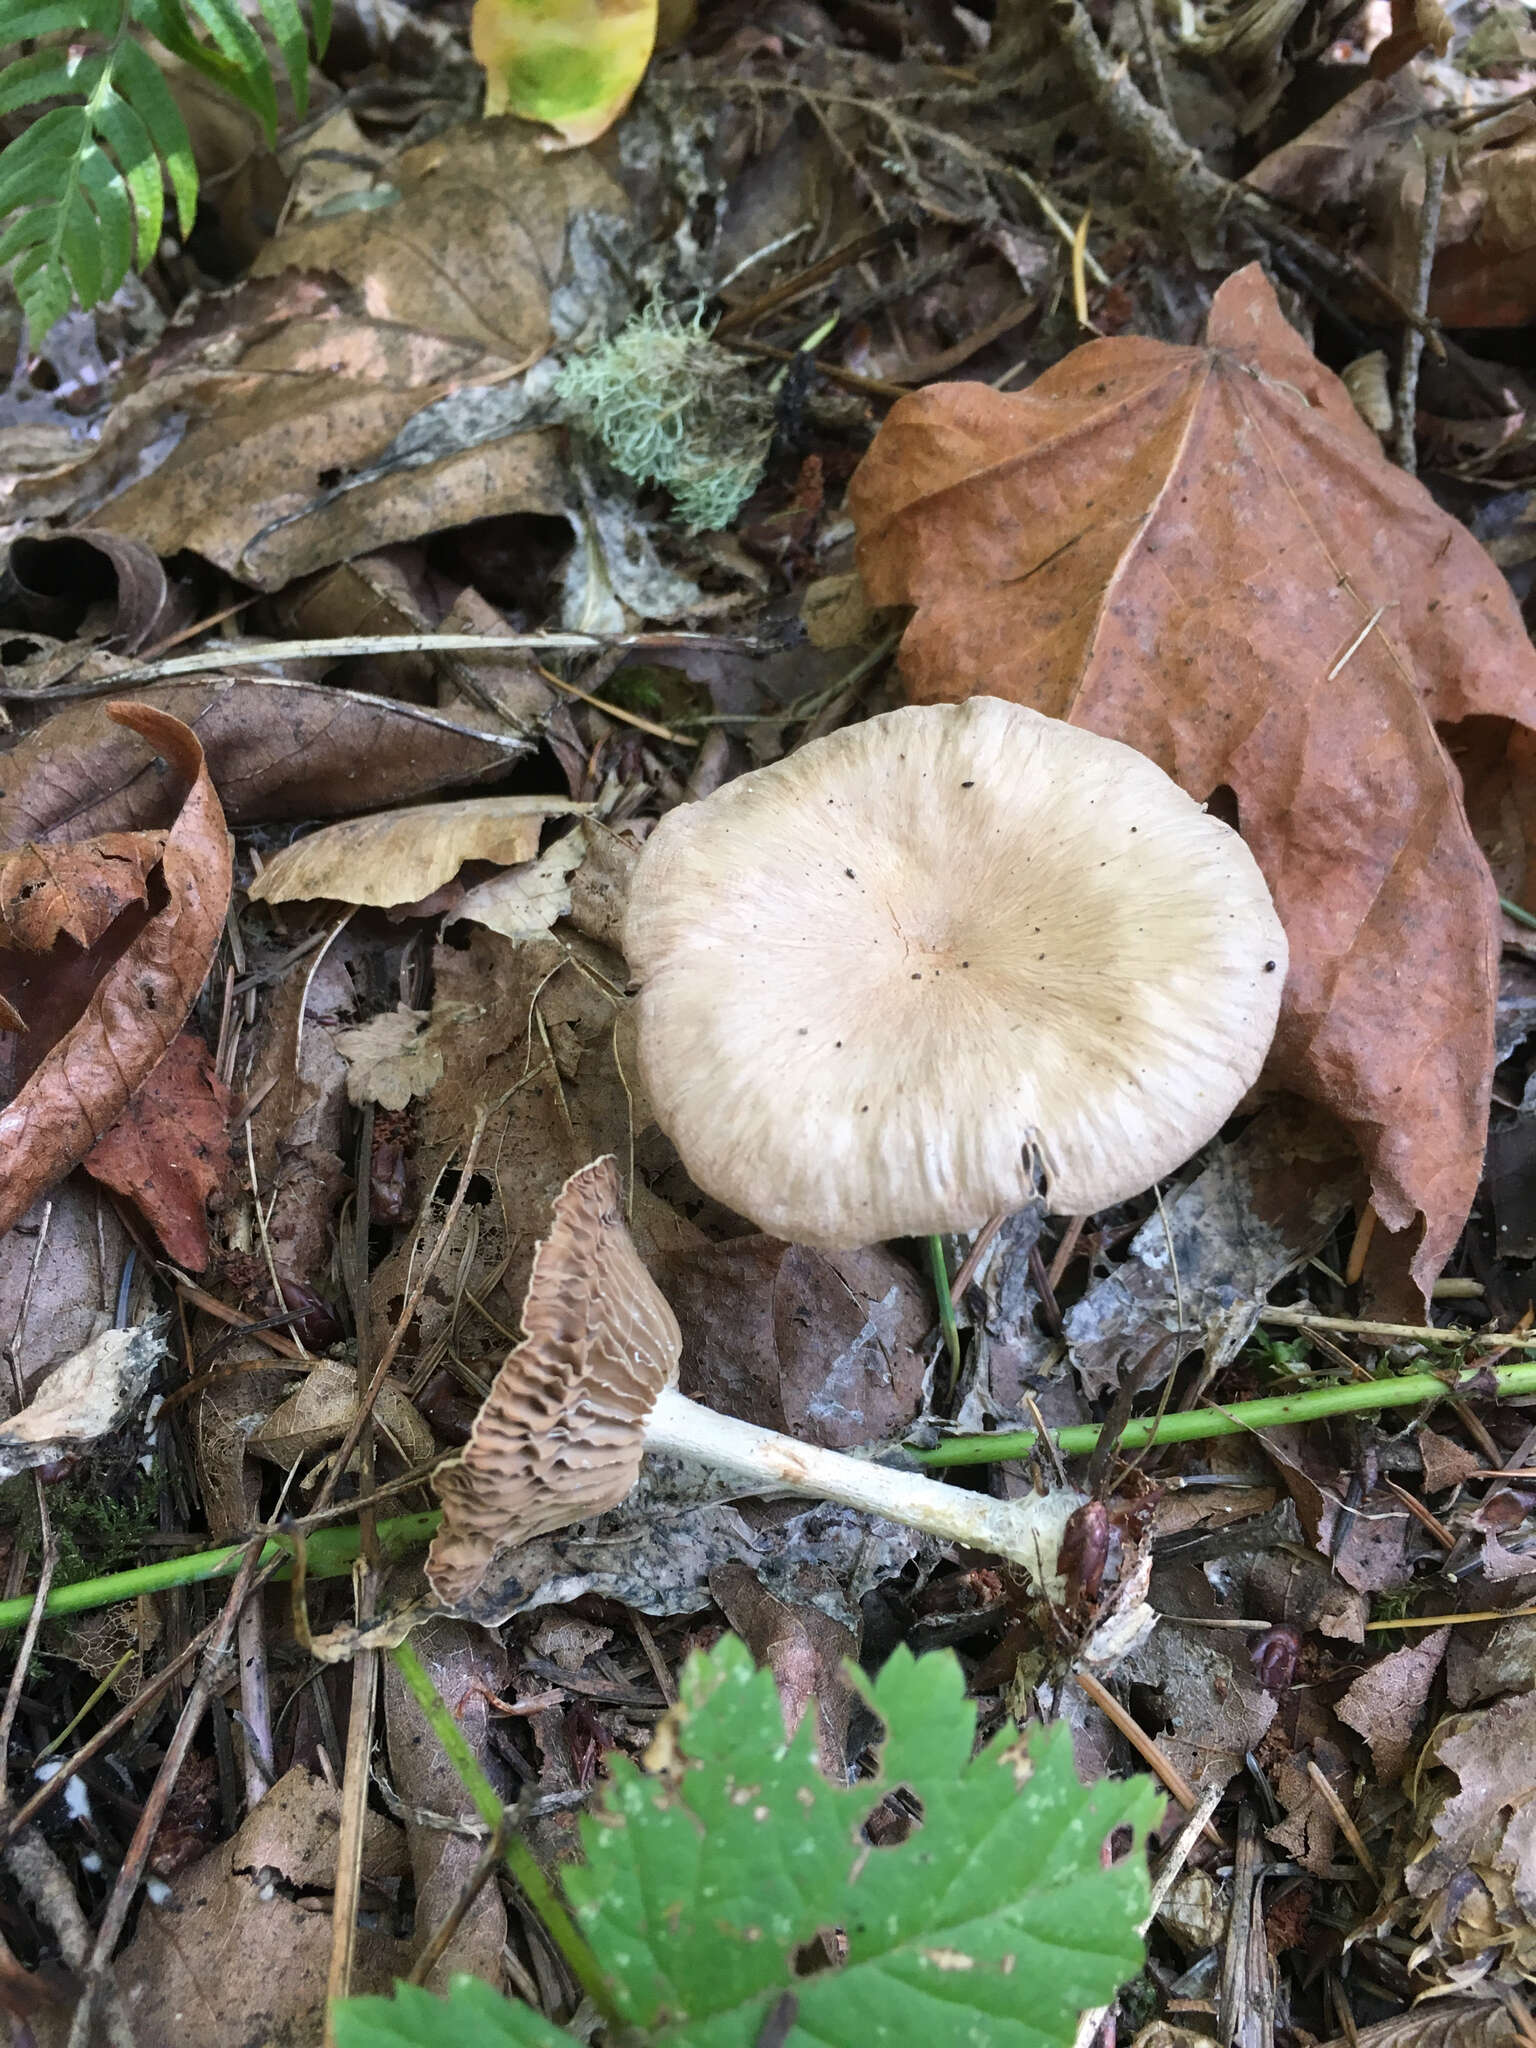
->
[0,0,329,337]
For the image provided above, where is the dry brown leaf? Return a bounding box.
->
[0,678,532,844]
[10,271,566,591]
[851,264,1536,1298]
[107,1766,409,2048]
[1337,1626,1449,1780]
[250,119,622,359]
[0,831,166,951]
[248,796,586,909]
[250,1358,435,1470]
[452,825,587,942]
[0,705,231,1242]
[659,1235,930,1451]
[1407,1691,1536,1980]
[382,1618,509,1992]
[427,1156,681,1608]
[82,1031,231,1269]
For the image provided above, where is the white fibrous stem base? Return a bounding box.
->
[644,1387,1080,1592]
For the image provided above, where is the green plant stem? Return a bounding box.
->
[0,1511,438,1632]
[1500,896,1536,931]
[9,1358,1536,1631]
[917,1357,1536,1466]
[928,1233,963,1394]
[387,1638,617,2024]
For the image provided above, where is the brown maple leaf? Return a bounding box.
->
[850,264,1536,1298]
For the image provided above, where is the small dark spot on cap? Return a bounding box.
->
[1038,953,1045,961]
[835,1040,842,1048]
[845,867,856,878]
[797,1027,808,1035]
[861,1104,870,1112]
[961,780,974,788]
[1264,960,1277,971]
[911,972,921,980]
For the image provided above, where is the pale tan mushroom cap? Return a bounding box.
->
[426,1157,681,1607]
[624,697,1287,1246]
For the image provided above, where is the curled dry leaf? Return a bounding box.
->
[851,264,1536,1298]
[427,1155,681,1606]
[0,1321,165,1480]
[0,679,532,845]
[248,795,587,909]
[0,704,232,1242]
[82,1032,233,1271]
[0,831,166,952]
[0,528,187,653]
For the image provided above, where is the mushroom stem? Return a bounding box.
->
[643,1387,1081,1590]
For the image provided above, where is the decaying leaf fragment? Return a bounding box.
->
[451,824,587,942]
[472,0,657,148]
[0,704,232,1241]
[83,1031,232,1271]
[0,832,167,952]
[247,795,587,909]
[426,1156,682,1605]
[0,1322,165,1481]
[851,264,1536,1297]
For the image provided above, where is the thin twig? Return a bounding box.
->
[1394,139,1449,475]
[1072,1669,1222,1843]
[1306,1760,1379,1881]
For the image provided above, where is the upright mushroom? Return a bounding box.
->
[427,1158,1079,1607]
[624,696,1287,1245]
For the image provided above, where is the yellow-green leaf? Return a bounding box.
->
[471,0,657,147]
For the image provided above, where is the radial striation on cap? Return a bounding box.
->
[426,1156,682,1606]
[624,696,1288,1247]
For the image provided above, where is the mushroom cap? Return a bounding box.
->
[426,1157,680,1607]
[624,697,1287,1246]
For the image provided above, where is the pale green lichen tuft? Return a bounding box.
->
[555,305,775,534]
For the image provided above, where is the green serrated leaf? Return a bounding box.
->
[0,48,106,117]
[332,1640,1156,2048]
[91,81,162,261]
[58,178,102,314]
[76,143,132,297]
[0,0,117,39]
[12,242,70,336]
[333,1976,577,2048]
[0,103,88,214]
[178,0,276,130]
[252,0,307,115]
[113,39,195,236]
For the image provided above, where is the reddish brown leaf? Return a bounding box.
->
[851,264,1536,1297]
[0,704,232,1241]
[83,1032,233,1270]
[0,831,166,952]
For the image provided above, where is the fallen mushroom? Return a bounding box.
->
[426,1158,1079,1606]
[623,696,1288,1247]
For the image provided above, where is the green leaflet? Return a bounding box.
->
[335,1637,1159,2048]
[0,0,327,335]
